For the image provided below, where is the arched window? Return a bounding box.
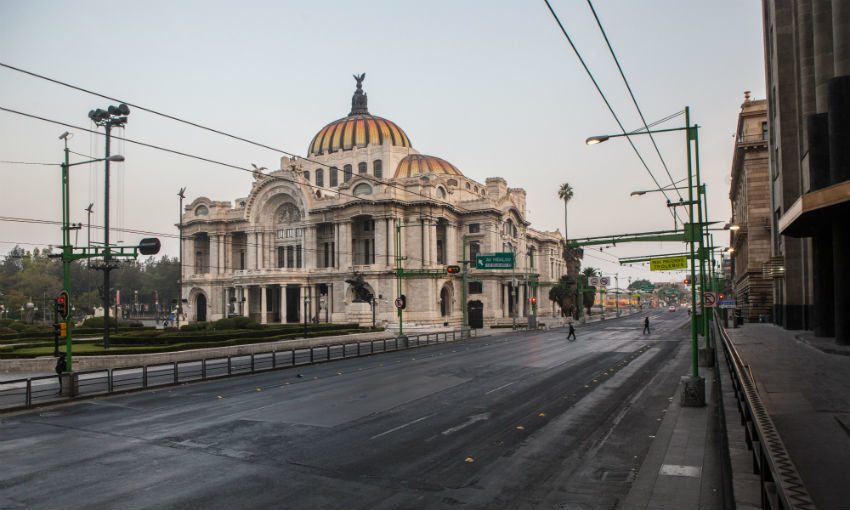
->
[344,164,353,182]
[465,182,471,190]
[437,187,447,199]
[330,167,339,187]
[473,186,479,193]
[353,183,373,196]
[373,159,383,178]
[358,162,367,175]
[195,205,209,216]
[316,168,324,187]
[303,170,310,182]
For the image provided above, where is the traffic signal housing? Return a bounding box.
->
[683,278,691,285]
[529,296,537,305]
[55,291,69,320]
[446,265,461,274]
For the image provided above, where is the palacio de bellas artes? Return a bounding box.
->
[180,75,567,328]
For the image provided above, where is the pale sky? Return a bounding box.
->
[0,0,765,284]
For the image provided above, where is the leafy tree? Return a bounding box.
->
[578,266,599,315]
[548,275,576,317]
[628,278,652,291]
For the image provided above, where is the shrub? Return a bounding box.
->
[82,317,143,328]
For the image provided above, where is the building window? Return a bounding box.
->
[761,121,768,141]
[373,159,383,178]
[353,183,373,196]
[468,223,480,233]
[344,164,353,182]
[296,245,302,268]
[363,239,373,264]
[316,169,324,187]
[358,162,367,175]
[286,246,294,268]
[195,205,208,216]
[437,240,445,264]
[303,170,310,182]
[330,167,339,187]
[469,282,483,294]
[240,250,245,270]
[277,247,285,268]
[466,183,471,190]
[437,187,447,199]
[469,241,480,262]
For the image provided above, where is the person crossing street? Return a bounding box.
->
[567,323,576,341]
[643,316,651,335]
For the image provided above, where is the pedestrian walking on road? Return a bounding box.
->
[54,351,66,394]
[643,316,651,335]
[567,323,576,341]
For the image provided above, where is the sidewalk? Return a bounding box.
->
[622,343,724,509]
[724,324,850,510]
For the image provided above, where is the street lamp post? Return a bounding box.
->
[177,188,186,331]
[586,106,706,406]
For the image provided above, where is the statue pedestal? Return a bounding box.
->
[346,302,374,328]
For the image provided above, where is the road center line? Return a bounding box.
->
[370,414,434,440]
[485,382,515,395]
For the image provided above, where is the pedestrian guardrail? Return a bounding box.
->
[716,322,816,510]
[0,329,476,413]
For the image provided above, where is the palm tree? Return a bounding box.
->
[557,183,574,242]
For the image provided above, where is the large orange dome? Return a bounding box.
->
[308,74,412,156]
[308,114,411,156]
[395,154,463,178]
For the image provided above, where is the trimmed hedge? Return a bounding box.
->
[0,327,384,358]
[82,317,144,328]
[109,323,363,345]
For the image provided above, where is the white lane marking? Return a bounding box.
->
[659,464,702,478]
[441,412,490,436]
[370,414,434,440]
[485,382,515,395]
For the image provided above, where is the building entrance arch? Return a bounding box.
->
[196,293,207,322]
[467,300,484,329]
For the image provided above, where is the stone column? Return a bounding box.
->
[183,233,195,277]
[209,234,220,275]
[246,231,257,270]
[260,285,268,324]
[304,226,316,269]
[429,221,438,267]
[243,286,250,318]
[446,223,458,265]
[280,285,288,323]
[338,221,352,269]
[375,218,388,268]
[502,284,508,318]
[386,218,396,269]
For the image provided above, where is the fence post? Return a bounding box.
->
[272,350,277,369]
[310,348,314,364]
[227,356,232,375]
[173,362,178,384]
[108,369,113,393]
[202,359,207,379]
[26,379,32,407]
[291,349,295,366]
[251,353,255,373]
[143,366,148,388]
[327,345,331,361]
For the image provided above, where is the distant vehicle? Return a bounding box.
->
[668,306,676,312]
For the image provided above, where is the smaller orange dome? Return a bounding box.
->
[395,154,463,178]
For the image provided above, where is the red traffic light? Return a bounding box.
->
[55,291,70,320]
[529,297,537,305]
[719,293,725,300]
[446,265,461,274]
[683,278,691,285]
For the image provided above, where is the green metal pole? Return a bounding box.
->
[396,219,403,338]
[577,275,584,323]
[693,127,708,343]
[529,250,537,324]
[462,235,468,330]
[61,144,73,372]
[686,107,699,378]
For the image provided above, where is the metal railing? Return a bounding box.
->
[0,329,476,413]
[717,322,816,509]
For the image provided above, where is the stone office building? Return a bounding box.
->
[729,94,773,322]
[761,0,850,343]
[180,77,565,327]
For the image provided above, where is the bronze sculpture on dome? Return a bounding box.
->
[350,73,369,115]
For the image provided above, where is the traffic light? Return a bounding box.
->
[55,291,69,320]
[52,323,67,338]
[446,265,461,274]
[718,292,725,300]
[529,296,537,305]
[683,278,691,285]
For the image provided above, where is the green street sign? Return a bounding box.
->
[650,255,687,271]
[475,252,515,270]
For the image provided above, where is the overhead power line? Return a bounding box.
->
[585,0,683,201]
[541,1,684,225]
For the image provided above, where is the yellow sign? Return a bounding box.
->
[650,256,687,271]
